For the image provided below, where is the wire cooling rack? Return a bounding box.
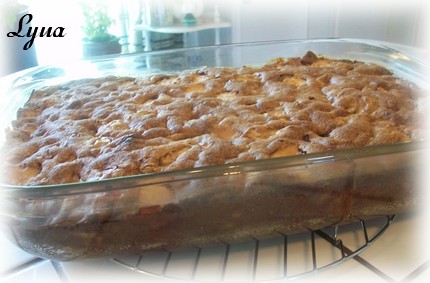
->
[112,215,395,282]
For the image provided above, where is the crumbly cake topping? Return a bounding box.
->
[3,51,425,186]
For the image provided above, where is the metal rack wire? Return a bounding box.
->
[112,215,395,282]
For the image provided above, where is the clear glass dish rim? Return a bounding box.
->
[96,37,429,64]
[4,38,430,86]
[1,141,427,194]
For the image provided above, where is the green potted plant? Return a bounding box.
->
[80,0,121,58]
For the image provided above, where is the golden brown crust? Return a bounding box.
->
[3,52,425,186]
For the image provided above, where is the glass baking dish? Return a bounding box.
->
[0,39,428,261]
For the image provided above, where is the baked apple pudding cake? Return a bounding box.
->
[1,51,426,260]
[2,51,425,186]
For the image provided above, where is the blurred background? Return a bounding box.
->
[1,0,429,76]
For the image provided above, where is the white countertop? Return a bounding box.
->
[134,21,231,34]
